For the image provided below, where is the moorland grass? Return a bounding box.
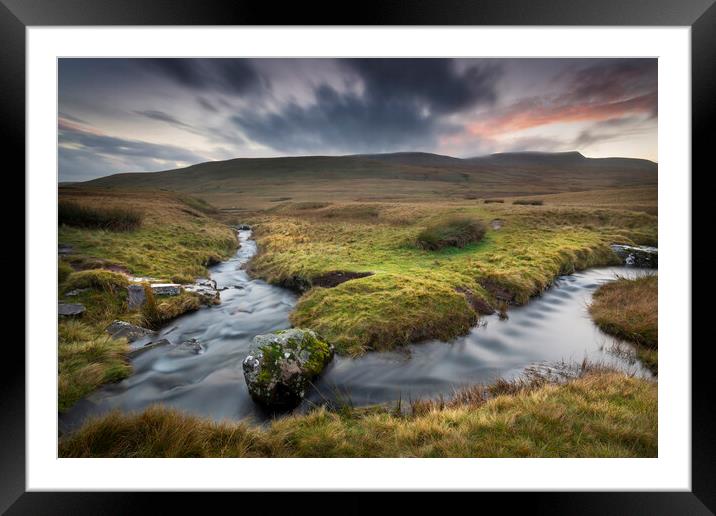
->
[513,199,544,206]
[63,269,129,294]
[59,188,238,281]
[59,370,657,458]
[59,201,143,231]
[58,260,73,284]
[246,201,656,354]
[58,320,131,412]
[590,274,658,372]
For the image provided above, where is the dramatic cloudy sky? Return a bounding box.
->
[58,58,657,181]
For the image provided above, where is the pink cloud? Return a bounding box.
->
[466,92,656,138]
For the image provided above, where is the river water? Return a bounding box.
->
[59,230,654,433]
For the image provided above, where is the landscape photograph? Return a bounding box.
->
[56,57,658,458]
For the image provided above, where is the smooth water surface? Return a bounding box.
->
[60,230,653,432]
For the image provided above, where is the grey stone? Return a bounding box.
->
[106,320,156,342]
[168,338,206,356]
[490,219,504,230]
[58,303,85,317]
[242,328,334,408]
[195,277,217,289]
[58,244,74,255]
[610,244,658,268]
[127,284,146,310]
[151,283,182,296]
[183,284,220,303]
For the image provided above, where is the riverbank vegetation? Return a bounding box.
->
[59,368,657,458]
[59,320,131,412]
[59,187,238,281]
[242,196,657,355]
[57,188,238,410]
[590,274,658,372]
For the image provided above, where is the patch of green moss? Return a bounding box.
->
[255,329,333,383]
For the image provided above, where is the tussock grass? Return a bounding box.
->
[415,216,487,251]
[513,199,544,206]
[590,274,658,372]
[59,370,657,457]
[64,269,129,294]
[145,290,203,328]
[58,260,73,285]
[58,321,131,412]
[59,201,143,231]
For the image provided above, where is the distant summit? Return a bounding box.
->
[351,152,464,167]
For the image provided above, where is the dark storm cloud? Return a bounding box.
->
[564,59,657,105]
[137,58,263,95]
[59,123,206,164]
[344,59,500,114]
[232,59,501,154]
[197,97,218,112]
[134,110,194,129]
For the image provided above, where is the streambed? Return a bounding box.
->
[59,230,654,433]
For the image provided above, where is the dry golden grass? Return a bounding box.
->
[590,274,657,347]
[522,187,658,215]
[590,274,658,372]
[59,370,657,458]
[58,321,131,412]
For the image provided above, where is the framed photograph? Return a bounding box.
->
[7,0,711,512]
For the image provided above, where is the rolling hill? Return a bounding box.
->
[78,151,657,209]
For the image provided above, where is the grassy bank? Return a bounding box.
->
[243,200,657,355]
[58,187,237,410]
[590,274,658,372]
[59,187,238,281]
[59,369,657,458]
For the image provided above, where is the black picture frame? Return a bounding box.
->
[4,0,710,513]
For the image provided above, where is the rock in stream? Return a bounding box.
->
[610,244,658,268]
[242,328,334,408]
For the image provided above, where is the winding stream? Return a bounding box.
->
[60,230,654,433]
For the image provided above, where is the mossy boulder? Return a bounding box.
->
[242,328,334,408]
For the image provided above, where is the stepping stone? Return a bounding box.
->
[58,303,85,317]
